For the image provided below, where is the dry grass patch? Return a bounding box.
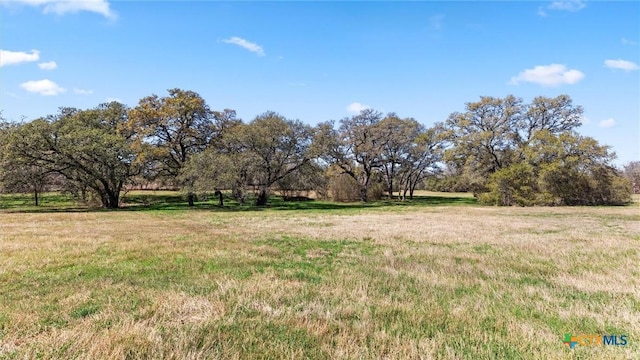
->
[1,203,638,359]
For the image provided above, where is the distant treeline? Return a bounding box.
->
[0,89,635,208]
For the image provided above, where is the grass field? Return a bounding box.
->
[0,192,638,359]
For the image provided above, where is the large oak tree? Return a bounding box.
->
[227,111,314,206]
[316,109,387,202]
[2,103,141,208]
[127,88,216,205]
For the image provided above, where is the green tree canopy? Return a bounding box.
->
[180,111,314,206]
[316,109,386,202]
[127,88,219,205]
[227,111,314,205]
[2,102,141,208]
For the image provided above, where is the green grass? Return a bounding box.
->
[0,192,78,210]
[0,192,638,359]
[0,190,477,214]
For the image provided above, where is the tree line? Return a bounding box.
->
[0,89,633,208]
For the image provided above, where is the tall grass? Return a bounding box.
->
[0,193,637,359]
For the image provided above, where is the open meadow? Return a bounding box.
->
[0,192,638,359]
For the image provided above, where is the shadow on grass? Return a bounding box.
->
[0,192,477,214]
[264,195,477,212]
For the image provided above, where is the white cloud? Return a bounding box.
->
[38,61,57,70]
[549,1,586,12]
[106,97,122,103]
[346,102,370,114]
[509,64,585,87]
[604,59,639,71]
[598,118,616,128]
[222,36,265,57]
[73,88,93,95]
[538,1,586,16]
[580,116,590,125]
[0,49,40,67]
[4,0,116,19]
[20,79,66,96]
[621,38,637,46]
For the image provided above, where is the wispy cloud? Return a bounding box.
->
[538,0,586,16]
[20,79,66,96]
[548,0,586,12]
[3,91,23,100]
[222,36,265,57]
[73,88,93,95]
[38,61,57,70]
[621,38,637,46]
[346,102,370,114]
[598,118,615,128]
[106,97,122,103]
[428,14,444,31]
[0,49,40,67]
[3,0,116,19]
[509,64,585,87]
[604,59,639,71]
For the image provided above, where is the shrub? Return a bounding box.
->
[328,173,361,202]
[480,163,537,206]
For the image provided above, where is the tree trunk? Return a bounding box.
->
[388,163,398,200]
[410,178,420,200]
[34,188,39,206]
[408,178,416,200]
[359,185,368,203]
[256,187,269,206]
[214,190,224,207]
[98,188,120,209]
[106,191,120,209]
[187,192,195,207]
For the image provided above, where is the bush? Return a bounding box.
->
[326,171,385,202]
[367,174,386,201]
[328,173,361,202]
[608,175,633,205]
[538,163,631,206]
[424,175,457,192]
[479,163,537,206]
[587,167,632,205]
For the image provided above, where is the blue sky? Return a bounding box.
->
[1,1,638,165]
